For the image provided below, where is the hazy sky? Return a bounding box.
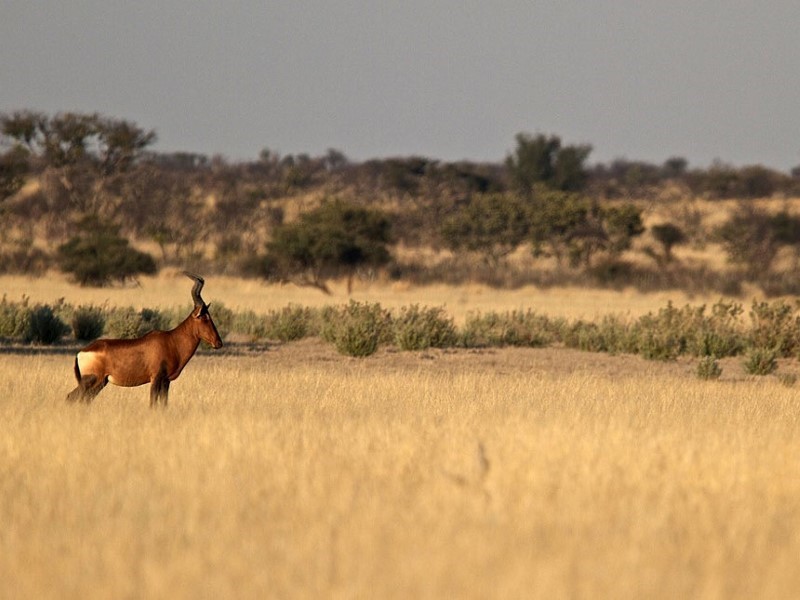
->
[2,1,799,170]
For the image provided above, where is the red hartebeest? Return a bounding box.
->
[66,272,223,406]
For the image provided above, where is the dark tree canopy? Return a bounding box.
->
[265,199,392,294]
[1,110,156,172]
[441,193,529,265]
[57,216,157,286]
[506,133,592,194]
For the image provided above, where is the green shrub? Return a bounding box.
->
[0,296,30,340]
[228,309,268,341]
[629,301,745,361]
[743,348,778,376]
[696,356,722,380]
[563,315,632,354]
[71,305,106,341]
[264,305,314,342]
[631,312,684,361]
[321,301,391,357]
[460,310,557,348]
[748,300,800,357]
[394,305,457,351]
[24,304,70,344]
[687,301,744,358]
[106,307,168,338]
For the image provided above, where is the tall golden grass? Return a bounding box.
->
[2,346,799,599]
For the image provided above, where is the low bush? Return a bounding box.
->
[394,305,457,351]
[696,356,722,380]
[70,305,106,341]
[264,305,315,342]
[105,307,168,339]
[460,310,559,348]
[321,301,391,357]
[748,300,800,357]
[227,309,268,341]
[630,301,744,361]
[563,315,632,354]
[0,296,29,340]
[24,304,70,344]
[743,348,778,376]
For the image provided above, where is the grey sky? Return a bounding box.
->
[2,1,799,170]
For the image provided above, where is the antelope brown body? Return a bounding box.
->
[66,272,223,406]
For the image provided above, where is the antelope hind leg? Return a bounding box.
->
[150,364,170,408]
[67,375,105,403]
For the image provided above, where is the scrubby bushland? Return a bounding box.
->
[7,297,800,374]
[0,297,70,345]
[629,301,744,361]
[6,109,800,295]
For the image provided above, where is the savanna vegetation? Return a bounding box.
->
[3,110,800,296]
[4,110,800,598]
[4,275,800,384]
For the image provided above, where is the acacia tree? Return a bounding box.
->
[441,193,529,266]
[264,199,391,294]
[529,190,644,268]
[57,216,157,286]
[651,223,687,263]
[0,110,156,172]
[1,110,157,215]
[716,204,800,278]
[529,190,595,266]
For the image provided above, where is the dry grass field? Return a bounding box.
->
[2,339,800,599]
[3,274,800,598]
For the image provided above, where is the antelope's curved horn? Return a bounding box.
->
[183,271,206,308]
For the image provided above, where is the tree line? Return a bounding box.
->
[3,110,800,294]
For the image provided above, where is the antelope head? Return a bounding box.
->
[184,271,224,349]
